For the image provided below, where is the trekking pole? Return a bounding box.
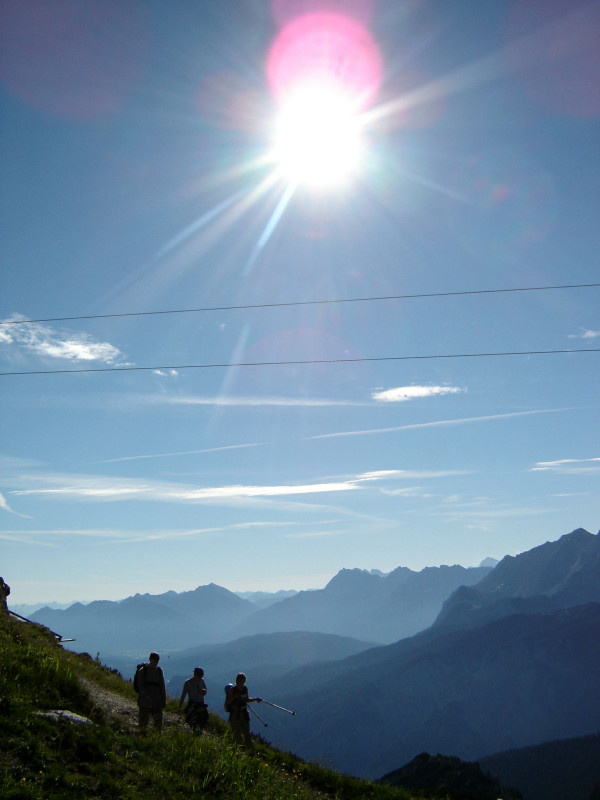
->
[260,700,296,716]
[248,705,268,728]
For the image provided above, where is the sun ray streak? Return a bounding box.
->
[243,180,295,276]
[155,188,248,260]
[363,4,595,128]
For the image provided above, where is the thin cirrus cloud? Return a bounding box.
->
[0,490,31,517]
[0,520,302,545]
[10,471,370,504]
[8,469,449,506]
[531,457,600,474]
[431,505,558,519]
[0,314,121,363]
[98,442,265,464]
[137,393,367,407]
[0,491,15,513]
[308,408,569,440]
[372,385,464,402]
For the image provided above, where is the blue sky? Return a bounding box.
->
[1,0,599,605]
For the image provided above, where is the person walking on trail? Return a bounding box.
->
[225,672,262,752]
[178,667,208,733]
[135,652,166,731]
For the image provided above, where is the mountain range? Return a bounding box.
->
[28,526,600,797]
[32,583,256,654]
[235,528,600,779]
[228,564,492,643]
[31,562,492,656]
[257,600,600,778]
[434,526,600,632]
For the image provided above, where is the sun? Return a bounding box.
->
[273,83,364,191]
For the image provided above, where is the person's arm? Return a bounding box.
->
[160,670,167,708]
[178,682,188,711]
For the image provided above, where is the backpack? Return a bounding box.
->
[224,683,234,712]
[133,663,147,693]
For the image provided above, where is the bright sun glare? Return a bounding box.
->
[273,84,364,190]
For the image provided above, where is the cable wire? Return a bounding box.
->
[1,348,598,377]
[1,282,599,326]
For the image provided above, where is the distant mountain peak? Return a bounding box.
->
[325,568,383,594]
[479,557,499,568]
[434,526,600,631]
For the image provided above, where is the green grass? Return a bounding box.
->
[0,614,422,799]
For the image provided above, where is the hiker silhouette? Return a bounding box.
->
[134,652,166,731]
[178,667,208,732]
[225,672,262,752]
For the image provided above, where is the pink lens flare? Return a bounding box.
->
[267,12,382,111]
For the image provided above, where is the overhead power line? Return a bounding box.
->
[1,282,599,326]
[1,347,598,377]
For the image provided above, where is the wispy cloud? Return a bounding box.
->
[0,522,273,545]
[568,328,600,340]
[0,490,31,517]
[135,394,366,408]
[531,457,600,474]
[380,487,431,497]
[11,480,355,501]
[0,531,58,546]
[550,492,590,498]
[10,471,374,504]
[283,529,346,539]
[98,442,264,464]
[0,315,121,363]
[427,504,557,520]
[8,468,454,507]
[0,492,31,519]
[308,408,568,440]
[0,520,339,545]
[357,469,467,481]
[153,369,179,377]
[0,491,15,513]
[372,385,464,402]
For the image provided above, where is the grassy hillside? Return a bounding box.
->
[0,613,417,800]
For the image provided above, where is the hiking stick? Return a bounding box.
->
[249,705,268,727]
[260,700,296,715]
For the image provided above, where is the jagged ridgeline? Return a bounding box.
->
[0,612,420,800]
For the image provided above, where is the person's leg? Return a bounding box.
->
[150,707,163,730]
[241,715,254,753]
[190,703,207,733]
[138,705,149,730]
[230,716,243,745]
